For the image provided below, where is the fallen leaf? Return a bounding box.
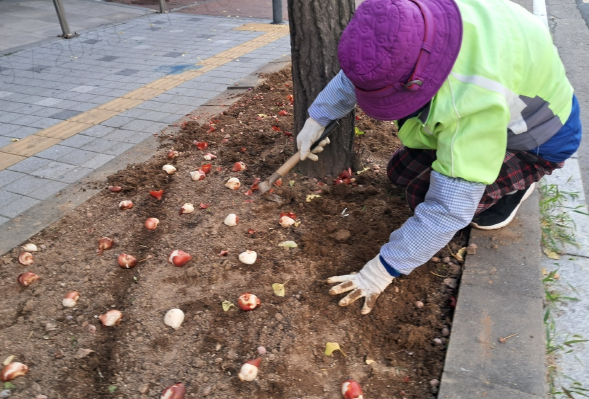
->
[542,268,548,275]
[257,114,267,118]
[366,359,375,365]
[325,342,346,357]
[222,300,236,311]
[3,382,15,389]
[10,138,18,142]
[272,280,289,297]
[454,247,467,262]
[74,348,95,359]
[543,248,560,260]
[108,385,117,394]
[306,194,321,202]
[278,241,297,248]
[289,180,295,187]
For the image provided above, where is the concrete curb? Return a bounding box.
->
[438,191,547,399]
[0,56,291,257]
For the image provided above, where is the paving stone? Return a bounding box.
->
[103,142,135,156]
[35,145,76,161]
[80,125,115,138]
[8,126,39,139]
[50,110,82,120]
[102,129,152,143]
[70,85,98,93]
[98,55,119,62]
[0,190,22,207]
[118,108,150,119]
[60,134,98,149]
[80,153,115,169]
[30,161,93,183]
[26,179,68,200]
[7,156,52,174]
[0,216,9,227]
[119,119,166,133]
[3,175,51,196]
[115,69,140,76]
[35,97,63,107]
[0,113,26,123]
[0,170,27,186]
[0,91,13,98]
[102,115,136,128]
[0,194,39,218]
[10,114,43,127]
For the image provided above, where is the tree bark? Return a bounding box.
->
[287,0,356,177]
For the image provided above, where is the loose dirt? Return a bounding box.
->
[0,68,465,398]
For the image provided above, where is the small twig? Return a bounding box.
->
[499,333,518,343]
[446,244,456,257]
[137,255,153,263]
[430,271,449,278]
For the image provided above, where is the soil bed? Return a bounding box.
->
[0,68,465,398]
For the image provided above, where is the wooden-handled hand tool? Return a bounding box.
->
[258,120,339,202]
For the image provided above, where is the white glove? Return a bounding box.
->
[297,117,330,161]
[327,255,395,315]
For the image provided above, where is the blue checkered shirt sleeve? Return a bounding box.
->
[380,171,486,275]
[308,70,357,127]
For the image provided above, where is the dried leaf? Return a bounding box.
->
[278,241,297,248]
[543,248,560,260]
[325,342,346,357]
[289,180,295,187]
[452,247,466,262]
[74,348,95,359]
[222,300,236,311]
[306,194,321,202]
[3,382,16,389]
[365,359,375,365]
[272,281,289,297]
[2,355,14,366]
[10,138,18,142]
[542,268,548,275]
[257,114,267,118]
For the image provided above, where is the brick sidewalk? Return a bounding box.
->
[0,13,290,226]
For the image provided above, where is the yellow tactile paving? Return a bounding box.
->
[97,98,144,112]
[144,79,184,91]
[1,136,61,157]
[36,121,93,140]
[70,109,119,125]
[0,23,289,172]
[123,88,167,100]
[0,153,26,170]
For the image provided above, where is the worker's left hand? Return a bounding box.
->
[327,255,395,315]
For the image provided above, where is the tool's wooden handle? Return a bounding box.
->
[276,152,301,177]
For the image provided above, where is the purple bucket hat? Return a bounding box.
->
[338,0,463,121]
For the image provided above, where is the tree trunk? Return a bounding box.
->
[287,0,356,178]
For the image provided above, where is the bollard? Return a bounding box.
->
[272,0,283,24]
[52,0,74,38]
[158,0,168,13]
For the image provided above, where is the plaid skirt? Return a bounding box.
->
[387,147,564,215]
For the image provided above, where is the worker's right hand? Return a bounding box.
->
[297,117,327,161]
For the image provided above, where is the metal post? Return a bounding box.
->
[158,0,168,14]
[272,0,283,24]
[52,0,74,38]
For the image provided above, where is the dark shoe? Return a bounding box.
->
[471,183,536,230]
